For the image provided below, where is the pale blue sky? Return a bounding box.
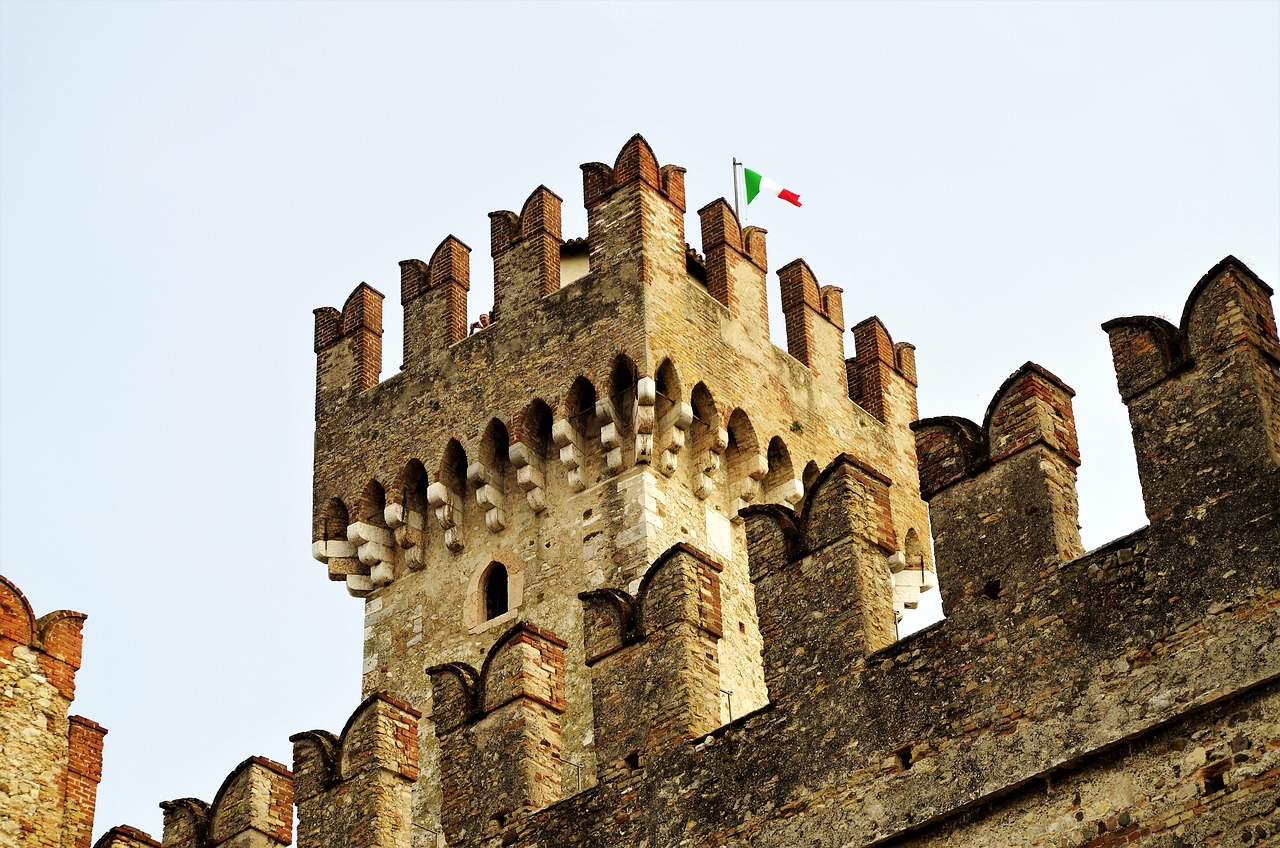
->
[2,1,1276,840]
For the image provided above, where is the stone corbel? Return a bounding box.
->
[596,396,624,472]
[766,478,805,507]
[384,502,427,571]
[694,428,729,500]
[730,454,769,517]
[657,401,693,476]
[552,418,587,492]
[888,551,937,614]
[347,521,396,586]
[311,538,362,582]
[634,377,656,465]
[509,442,548,512]
[467,462,507,532]
[346,574,374,597]
[427,481,464,552]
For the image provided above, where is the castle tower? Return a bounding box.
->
[308,135,934,832]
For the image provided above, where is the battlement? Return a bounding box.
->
[310,136,929,618]
[1,575,104,848]
[1102,255,1280,526]
[913,363,1082,610]
[309,135,906,423]
[93,826,161,848]
[159,756,292,848]
[291,693,419,848]
[14,139,1276,847]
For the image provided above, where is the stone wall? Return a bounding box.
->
[9,141,1276,848]
[0,575,104,848]
[308,135,935,832]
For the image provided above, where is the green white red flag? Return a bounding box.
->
[744,167,801,207]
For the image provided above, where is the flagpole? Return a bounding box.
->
[732,158,742,222]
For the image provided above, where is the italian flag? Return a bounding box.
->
[744,167,802,207]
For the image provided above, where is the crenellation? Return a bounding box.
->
[490,185,563,322]
[0,576,103,848]
[743,455,899,705]
[158,757,292,848]
[93,826,161,848]
[849,316,919,424]
[429,624,567,842]
[697,199,770,340]
[582,135,687,291]
[28,137,1277,848]
[579,544,724,784]
[400,235,470,369]
[313,282,383,416]
[66,716,109,848]
[912,363,1083,613]
[290,693,419,848]
[1103,255,1280,527]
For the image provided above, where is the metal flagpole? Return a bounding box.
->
[732,158,742,221]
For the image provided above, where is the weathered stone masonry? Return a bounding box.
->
[0,576,104,848]
[3,140,1276,848]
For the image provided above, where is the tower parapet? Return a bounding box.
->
[312,282,383,416]
[490,186,562,322]
[697,199,769,340]
[400,236,471,369]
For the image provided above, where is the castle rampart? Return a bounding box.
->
[307,136,934,831]
[6,140,1275,848]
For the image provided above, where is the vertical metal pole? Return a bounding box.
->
[732,158,742,222]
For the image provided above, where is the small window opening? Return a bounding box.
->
[892,743,914,771]
[484,563,509,620]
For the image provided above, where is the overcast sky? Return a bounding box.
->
[1,1,1276,841]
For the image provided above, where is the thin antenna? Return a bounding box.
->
[732,158,742,222]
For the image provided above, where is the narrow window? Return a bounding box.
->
[484,562,509,620]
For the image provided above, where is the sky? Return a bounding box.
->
[1,0,1276,841]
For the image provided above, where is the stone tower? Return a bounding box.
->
[308,135,936,833]
[5,137,1276,848]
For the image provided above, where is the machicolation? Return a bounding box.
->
[3,135,1277,848]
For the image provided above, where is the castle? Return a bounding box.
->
[2,135,1277,848]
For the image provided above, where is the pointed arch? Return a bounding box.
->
[355,479,388,527]
[609,353,638,435]
[689,382,720,455]
[566,377,600,440]
[439,439,468,496]
[762,436,798,504]
[397,459,430,520]
[322,497,350,541]
[725,409,762,482]
[517,399,554,464]
[802,460,821,493]
[479,418,512,480]
[654,357,682,423]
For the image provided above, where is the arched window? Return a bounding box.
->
[484,562,509,620]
